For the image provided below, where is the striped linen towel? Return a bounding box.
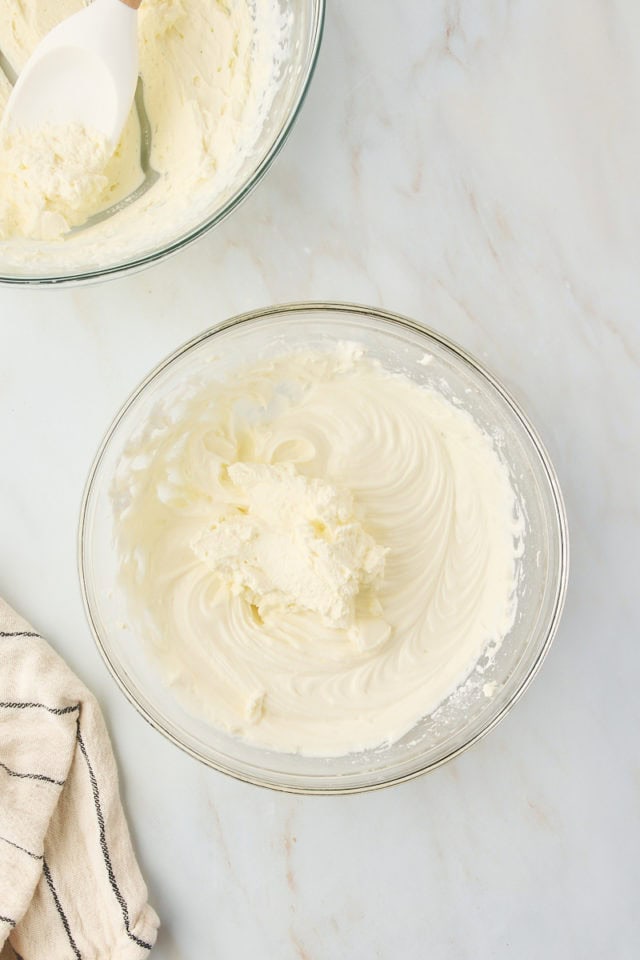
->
[0,598,159,959]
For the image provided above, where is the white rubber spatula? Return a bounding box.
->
[1,0,141,152]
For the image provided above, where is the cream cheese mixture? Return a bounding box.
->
[114,345,521,756]
[0,122,111,240]
[0,0,286,258]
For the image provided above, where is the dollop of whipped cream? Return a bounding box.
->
[114,344,521,756]
[191,462,387,628]
[0,122,110,240]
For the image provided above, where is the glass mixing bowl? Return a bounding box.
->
[0,1,324,286]
[79,303,568,793]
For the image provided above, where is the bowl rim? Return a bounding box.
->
[0,0,326,288]
[78,300,570,794]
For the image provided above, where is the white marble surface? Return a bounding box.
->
[1,0,639,956]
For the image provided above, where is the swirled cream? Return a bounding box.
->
[114,345,520,756]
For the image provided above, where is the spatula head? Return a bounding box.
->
[1,0,139,151]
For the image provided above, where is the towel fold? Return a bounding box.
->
[0,598,159,959]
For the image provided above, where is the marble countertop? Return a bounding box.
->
[1,1,638,957]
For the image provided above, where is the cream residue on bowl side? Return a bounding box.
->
[112,343,523,757]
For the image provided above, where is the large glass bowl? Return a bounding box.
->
[0,1,324,286]
[79,303,568,793]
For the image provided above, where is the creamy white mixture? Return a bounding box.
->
[192,462,388,630]
[0,122,111,239]
[0,0,287,259]
[114,345,521,756]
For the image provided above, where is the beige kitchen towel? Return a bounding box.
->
[0,598,159,959]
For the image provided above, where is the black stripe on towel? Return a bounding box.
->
[0,915,16,927]
[43,859,82,960]
[0,701,80,716]
[0,631,41,638]
[0,834,42,860]
[76,721,153,951]
[0,760,65,787]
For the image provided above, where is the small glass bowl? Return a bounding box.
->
[0,1,325,286]
[79,303,568,794]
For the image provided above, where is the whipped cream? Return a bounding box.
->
[114,345,521,756]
